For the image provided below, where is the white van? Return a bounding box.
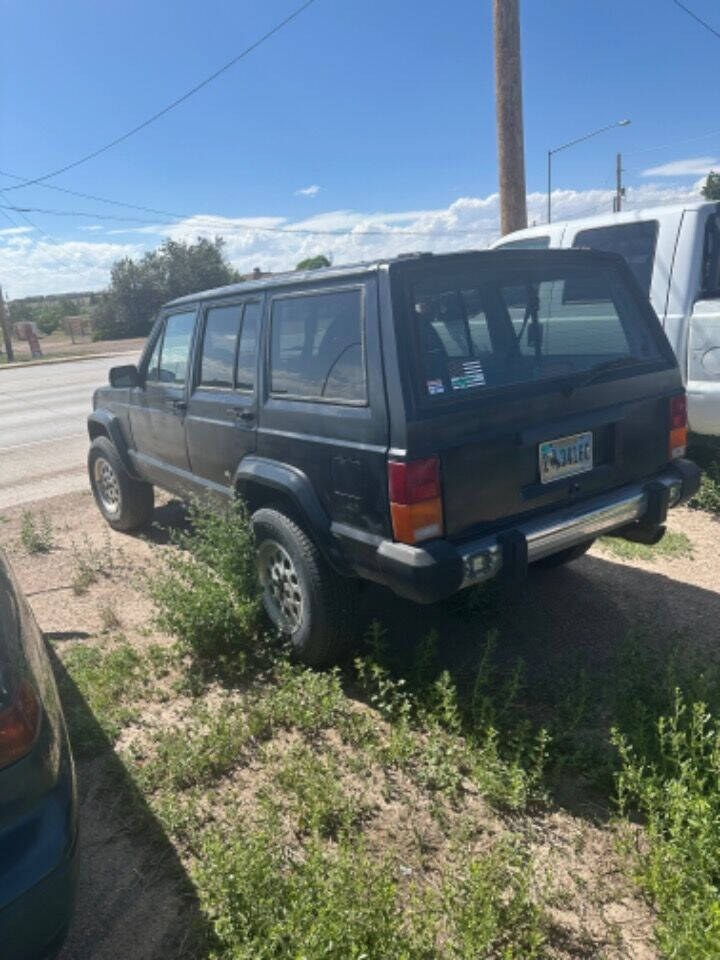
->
[491,201,720,435]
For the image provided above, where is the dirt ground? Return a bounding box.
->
[1,490,719,959]
[1,333,145,365]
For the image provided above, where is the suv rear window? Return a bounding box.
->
[401,259,665,401]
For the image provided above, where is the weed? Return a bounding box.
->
[149,498,260,662]
[20,510,52,553]
[98,601,122,632]
[688,435,720,515]
[268,743,372,839]
[58,643,143,756]
[599,529,693,562]
[614,690,720,959]
[71,531,116,594]
[139,704,251,792]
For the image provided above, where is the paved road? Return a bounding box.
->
[0,355,138,511]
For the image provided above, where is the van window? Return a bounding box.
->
[404,261,665,400]
[236,302,260,391]
[571,221,658,295]
[700,214,720,297]
[200,304,242,388]
[495,236,550,250]
[270,289,365,402]
[158,312,196,384]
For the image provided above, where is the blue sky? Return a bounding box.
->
[1,0,719,297]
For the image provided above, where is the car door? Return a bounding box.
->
[127,309,197,490]
[185,299,261,490]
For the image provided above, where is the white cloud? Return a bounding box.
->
[80,224,105,232]
[2,179,705,299]
[296,184,320,197]
[642,156,718,178]
[0,226,33,236]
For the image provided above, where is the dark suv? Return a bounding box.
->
[88,250,700,663]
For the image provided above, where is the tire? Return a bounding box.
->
[532,539,594,569]
[88,436,154,532]
[252,507,357,666]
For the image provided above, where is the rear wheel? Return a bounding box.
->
[532,539,594,569]
[88,436,154,532]
[252,508,357,666]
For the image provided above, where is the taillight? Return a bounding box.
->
[669,394,688,460]
[388,458,444,544]
[0,680,41,770]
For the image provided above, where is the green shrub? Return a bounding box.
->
[688,435,720,514]
[20,510,52,553]
[149,499,260,663]
[614,691,720,959]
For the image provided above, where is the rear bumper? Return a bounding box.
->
[0,747,78,960]
[363,460,700,603]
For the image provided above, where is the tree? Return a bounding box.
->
[295,255,331,271]
[702,171,720,201]
[93,236,239,340]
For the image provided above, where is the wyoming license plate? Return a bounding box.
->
[539,431,593,484]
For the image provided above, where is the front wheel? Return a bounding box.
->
[88,436,154,532]
[252,508,357,666]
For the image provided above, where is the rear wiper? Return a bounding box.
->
[563,356,643,394]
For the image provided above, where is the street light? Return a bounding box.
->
[547,119,630,223]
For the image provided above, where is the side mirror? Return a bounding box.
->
[109,364,140,388]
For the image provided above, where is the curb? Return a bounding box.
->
[0,350,140,371]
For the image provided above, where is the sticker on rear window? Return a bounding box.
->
[449,359,485,391]
[426,378,445,395]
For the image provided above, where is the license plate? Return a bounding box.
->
[539,431,593,484]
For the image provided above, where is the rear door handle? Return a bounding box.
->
[232,408,255,423]
[170,399,187,413]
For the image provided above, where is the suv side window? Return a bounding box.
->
[145,329,163,382]
[270,289,365,402]
[200,304,242,388]
[158,312,195,384]
[236,302,260,391]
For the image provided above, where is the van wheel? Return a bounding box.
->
[533,540,594,569]
[88,436,154,532]
[252,508,357,667]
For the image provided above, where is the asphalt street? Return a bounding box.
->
[0,355,138,511]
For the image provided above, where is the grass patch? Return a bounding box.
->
[20,509,53,554]
[57,642,144,756]
[614,691,720,959]
[599,529,694,562]
[194,820,549,959]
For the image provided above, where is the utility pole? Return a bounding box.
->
[0,286,13,363]
[493,0,528,235]
[613,152,625,212]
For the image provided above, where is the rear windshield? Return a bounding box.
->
[401,260,666,402]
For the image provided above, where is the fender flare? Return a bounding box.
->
[87,411,140,479]
[234,456,350,574]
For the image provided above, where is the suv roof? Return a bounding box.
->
[164,253,422,307]
[164,247,637,308]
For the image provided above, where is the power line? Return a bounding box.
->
[0,191,58,245]
[671,0,720,41]
[0,202,478,240]
[2,0,318,193]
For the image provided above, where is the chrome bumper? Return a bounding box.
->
[459,469,685,588]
